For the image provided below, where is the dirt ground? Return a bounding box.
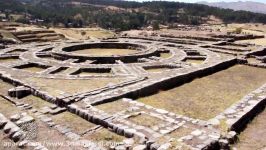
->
[22,77,126,97]
[73,48,138,56]
[95,100,130,114]
[52,28,115,40]
[233,108,266,150]
[211,23,266,46]
[138,65,266,120]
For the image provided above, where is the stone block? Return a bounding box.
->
[8,86,31,99]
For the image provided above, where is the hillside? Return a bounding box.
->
[199,1,266,14]
[1,0,266,31]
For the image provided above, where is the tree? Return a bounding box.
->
[152,21,160,30]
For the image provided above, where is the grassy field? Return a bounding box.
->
[0,81,13,95]
[0,58,20,64]
[52,112,96,134]
[23,77,125,97]
[238,38,266,46]
[73,48,138,56]
[160,53,172,59]
[20,95,52,109]
[128,113,165,128]
[83,128,124,143]
[211,23,266,46]
[20,66,46,73]
[0,29,18,40]
[234,108,266,150]
[95,100,130,114]
[139,65,266,120]
[0,97,20,117]
[52,28,115,40]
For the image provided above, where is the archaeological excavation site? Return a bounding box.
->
[0,22,266,150]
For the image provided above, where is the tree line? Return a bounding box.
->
[0,0,266,31]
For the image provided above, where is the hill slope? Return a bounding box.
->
[198,1,266,14]
[1,0,266,31]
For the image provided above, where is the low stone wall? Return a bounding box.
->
[0,73,57,104]
[62,42,145,52]
[231,97,266,132]
[70,68,112,75]
[13,63,50,70]
[90,58,237,105]
[52,42,160,64]
[247,47,266,57]
[129,58,237,99]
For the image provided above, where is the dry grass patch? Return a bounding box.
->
[34,119,82,150]
[95,100,130,114]
[0,81,13,95]
[52,112,96,134]
[139,65,266,120]
[73,48,138,56]
[84,128,124,143]
[0,97,20,117]
[234,108,266,150]
[247,58,261,64]
[23,77,125,97]
[238,38,266,46]
[52,28,115,40]
[0,30,18,40]
[127,114,164,128]
[160,53,172,59]
[20,95,52,109]
[86,30,115,39]
[0,58,19,64]
[20,66,46,73]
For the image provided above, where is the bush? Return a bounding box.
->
[81,31,86,36]
[234,27,242,34]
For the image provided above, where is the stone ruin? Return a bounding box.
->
[0,28,265,150]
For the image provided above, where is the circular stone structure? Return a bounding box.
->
[52,42,160,63]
